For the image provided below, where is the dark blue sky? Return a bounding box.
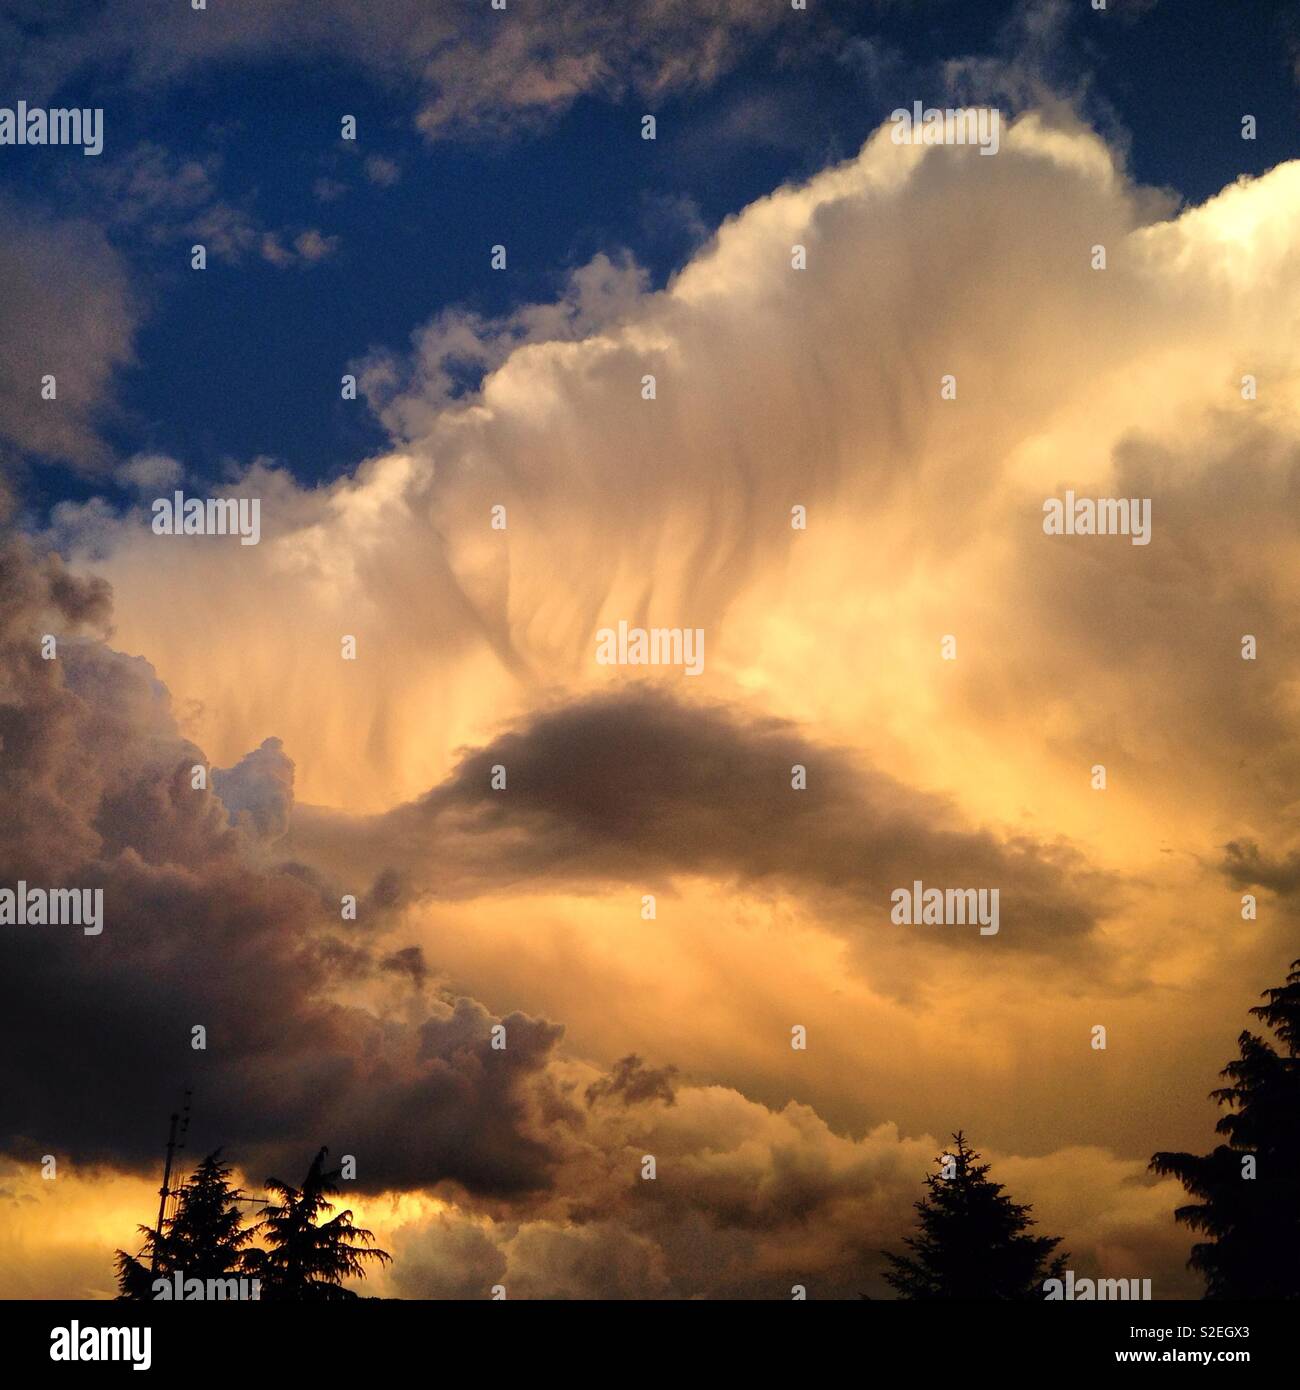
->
[4,0,1297,515]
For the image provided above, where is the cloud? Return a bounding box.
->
[357,251,651,431]
[50,119,1300,1045]
[259,227,340,268]
[76,140,340,269]
[387,1211,507,1299]
[287,686,1116,955]
[586,1054,678,1109]
[0,531,571,1199]
[76,142,217,229]
[364,155,401,187]
[1221,841,1300,899]
[383,1082,1196,1298]
[186,201,262,263]
[13,103,1300,1295]
[3,0,786,141]
[53,120,1300,1021]
[118,452,183,492]
[0,200,137,469]
[211,736,295,840]
[0,527,1197,1298]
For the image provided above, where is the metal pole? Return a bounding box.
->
[151,1111,179,1276]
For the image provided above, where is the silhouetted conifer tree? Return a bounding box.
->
[1151,957,1300,1298]
[246,1146,390,1301]
[883,1132,1067,1299]
[115,1149,253,1299]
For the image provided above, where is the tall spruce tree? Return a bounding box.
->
[245,1147,390,1301]
[1150,956,1300,1298]
[883,1132,1067,1299]
[115,1150,254,1299]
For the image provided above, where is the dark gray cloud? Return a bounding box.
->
[586,1054,678,1109]
[381,944,430,987]
[1221,841,1300,898]
[291,685,1118,952]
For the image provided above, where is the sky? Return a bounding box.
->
[1,0,1299,1300]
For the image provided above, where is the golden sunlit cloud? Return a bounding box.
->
[9,99,1300,1301]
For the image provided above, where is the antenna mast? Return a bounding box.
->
[150,1089,193,1273]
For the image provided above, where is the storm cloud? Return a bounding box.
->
[0,532,568,1197]
[290,685,1118,952]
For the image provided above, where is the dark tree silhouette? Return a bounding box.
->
[245,1146,390,1301]
[115,1149,254,1299]
[1151,956,1300,1299]
[883,1132,1067,1299]
[114,1250,156,1303]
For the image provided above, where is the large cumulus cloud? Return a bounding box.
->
[39,110,1300,1192]
[10,95,1300,1298]
[381,1068,1198,1299]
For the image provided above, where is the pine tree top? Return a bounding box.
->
[883,1132,1066,1300]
